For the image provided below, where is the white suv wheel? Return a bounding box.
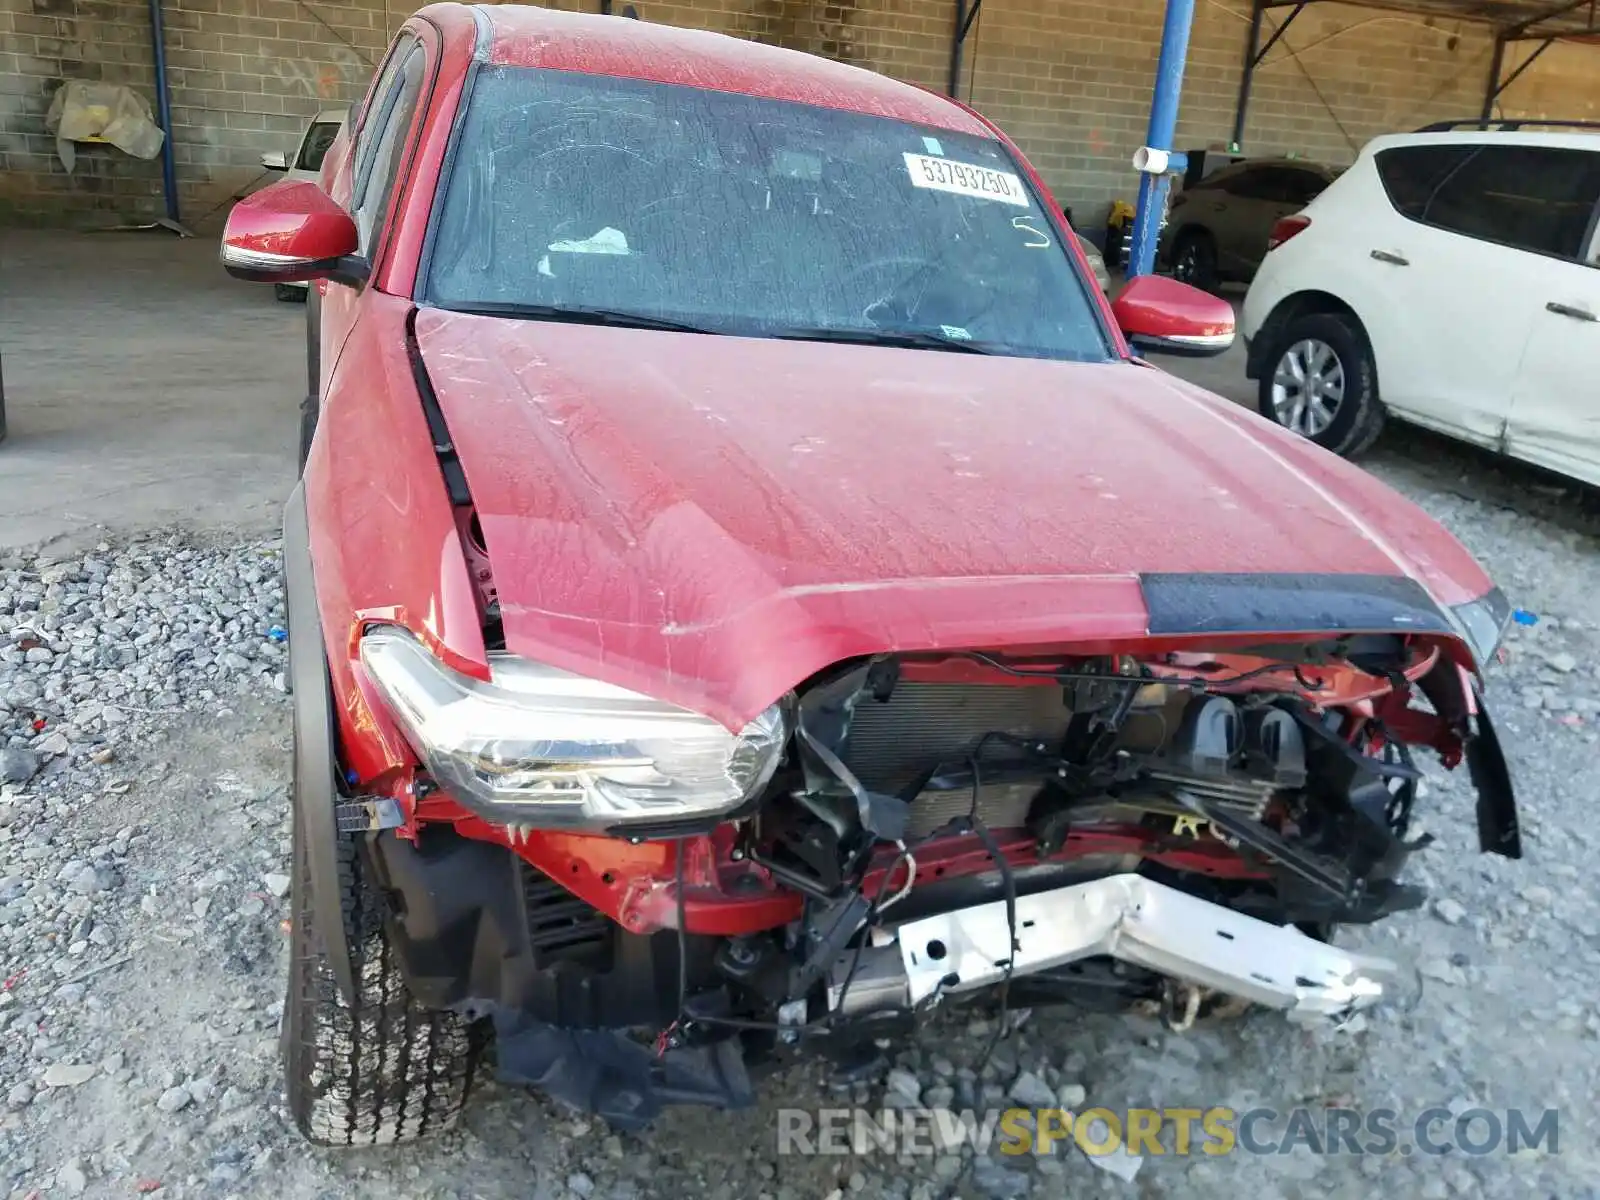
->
[1256,312,1383,457]
[1271,338,1346,436]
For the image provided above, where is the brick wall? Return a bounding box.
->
[0,0,393,227]
[1,0,1597,230]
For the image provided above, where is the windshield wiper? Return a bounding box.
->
[766,326,998,354]
[434,301,719,335]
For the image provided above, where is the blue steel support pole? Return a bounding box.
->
[148,0,180,224]
[1126,0,1197,279]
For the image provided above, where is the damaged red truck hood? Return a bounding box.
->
[414,309,1490,728]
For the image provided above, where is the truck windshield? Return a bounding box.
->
[424,67,1111,362]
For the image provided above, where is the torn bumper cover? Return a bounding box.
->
[884,873,1403,1020]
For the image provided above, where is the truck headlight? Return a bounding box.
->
[1449,587,1512,673]
[359,627,785,833]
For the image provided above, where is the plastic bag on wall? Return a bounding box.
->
[44,81,166,173]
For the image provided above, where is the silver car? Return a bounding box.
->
[1075,232,1112,295]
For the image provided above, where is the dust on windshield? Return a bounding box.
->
[423,67,1111,362]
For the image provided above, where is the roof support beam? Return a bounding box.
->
[1253,0,1310,62]
[947,0,983,97]
[1505,0,1592,37]
[1251,0,1594,38]
[1231,0,1264,148]
[956,0,984,45]
[1232,0,1307,150]
[149,0,180,226]
[1491,35,1556,101]
[1220,0,1597,135]
[1481,34,1506,121]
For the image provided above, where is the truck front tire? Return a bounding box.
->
[282,804,482,1146]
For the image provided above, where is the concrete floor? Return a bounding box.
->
[0,229,301,551]
[0,234,1253,554]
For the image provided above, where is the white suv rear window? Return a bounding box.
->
[1375,143,1600,261]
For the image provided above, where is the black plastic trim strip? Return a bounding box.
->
[348,30,417,190]
[366,21,445,284]
[1467,696,1522,860]
[414,50,483,300]
[404,306,472,506]
[1140,572,1454,637]
[283,482,358,1003]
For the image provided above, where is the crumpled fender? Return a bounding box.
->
[1466,695,1521,859]
[1409,657,1521,860]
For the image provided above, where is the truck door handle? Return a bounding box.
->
[1370,249,1409,266]
[1546,301,1597,322]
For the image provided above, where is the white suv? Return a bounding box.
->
[1241,126,1600,484]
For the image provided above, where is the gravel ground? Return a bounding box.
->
[2,433,1599,1200]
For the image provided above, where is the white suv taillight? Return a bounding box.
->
[1267,215,1311,251]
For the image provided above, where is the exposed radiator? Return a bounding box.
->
[898,782,1043,839]
[836,681,1279,841]
[841,682,1071,840]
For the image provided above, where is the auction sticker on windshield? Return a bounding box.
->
[903,152,1029,206]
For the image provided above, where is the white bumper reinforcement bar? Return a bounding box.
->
[890,873,1401,1020]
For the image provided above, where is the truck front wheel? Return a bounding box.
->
[281,795,482,1146]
